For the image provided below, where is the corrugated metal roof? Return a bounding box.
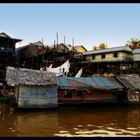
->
[57,77,124,89]
[117,74,140,90]
[74,45,87,52]
[132,49,140,54]
[58,76,69,87]
[83,46,132,55]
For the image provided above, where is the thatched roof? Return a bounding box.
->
[6,66,57,86]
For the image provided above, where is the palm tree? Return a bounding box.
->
[126,38,140,50]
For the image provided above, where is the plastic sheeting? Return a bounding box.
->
[40,60,70,76]
[75,68,82,77]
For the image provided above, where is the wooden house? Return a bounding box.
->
[16,41,45,69]
[17,41,45,58]
[73,45,87,59]
[132,49,140,74]
[43,43,70,67]
[116,74,140,104]
[6,66,58,108]
[74,45,87,53]
[66,45,87,75]
[53,43,69,53]
[82,46,133,75]
[57,77,127,105]
[0,32,22,82]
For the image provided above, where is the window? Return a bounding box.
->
[101,54,105,59]
[113,53,118,58]
[77,90,83,97]
[64,90,72,98]
[92,55,96,60]
[83,56,86,60]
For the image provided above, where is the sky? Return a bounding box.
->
[0,3,140,50]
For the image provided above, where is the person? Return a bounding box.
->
[62,68,65,76]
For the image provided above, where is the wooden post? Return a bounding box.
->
[31,57,33,69]
[54,40,56,49]
[97,62,99,74]
[42,37,45,67]
[120,63,122,75]
[37,46,39,70]
[56,32,58,50]
[7,38,9,66]
[72,37,74,50]
[56,33,58,64]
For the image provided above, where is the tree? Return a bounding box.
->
[98,43,108,50]
[92,46,97,50]
[126,38,140,50]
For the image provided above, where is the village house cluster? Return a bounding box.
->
[0,32,140,82]
[1,32,140,108]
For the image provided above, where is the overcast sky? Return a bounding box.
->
[0,3,140,50]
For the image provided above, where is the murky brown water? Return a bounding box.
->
[0,103,140,137]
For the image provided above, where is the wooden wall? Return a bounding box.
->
[15,85,58,108]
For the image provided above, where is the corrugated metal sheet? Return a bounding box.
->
[132,49,140,54]
[117,74,140,90]
[57,77,124,90]
[58,76,69,87]
[83,46,132,55]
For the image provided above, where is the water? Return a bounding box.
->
[0,103,140,137]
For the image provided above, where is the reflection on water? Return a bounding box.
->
[0,103,140,137]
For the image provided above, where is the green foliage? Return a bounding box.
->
[98,43,108,50]
[126,38,140,50]
[92,43,108,50]
[0,96,9,103]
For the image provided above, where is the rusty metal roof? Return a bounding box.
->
[57,77,124,90]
